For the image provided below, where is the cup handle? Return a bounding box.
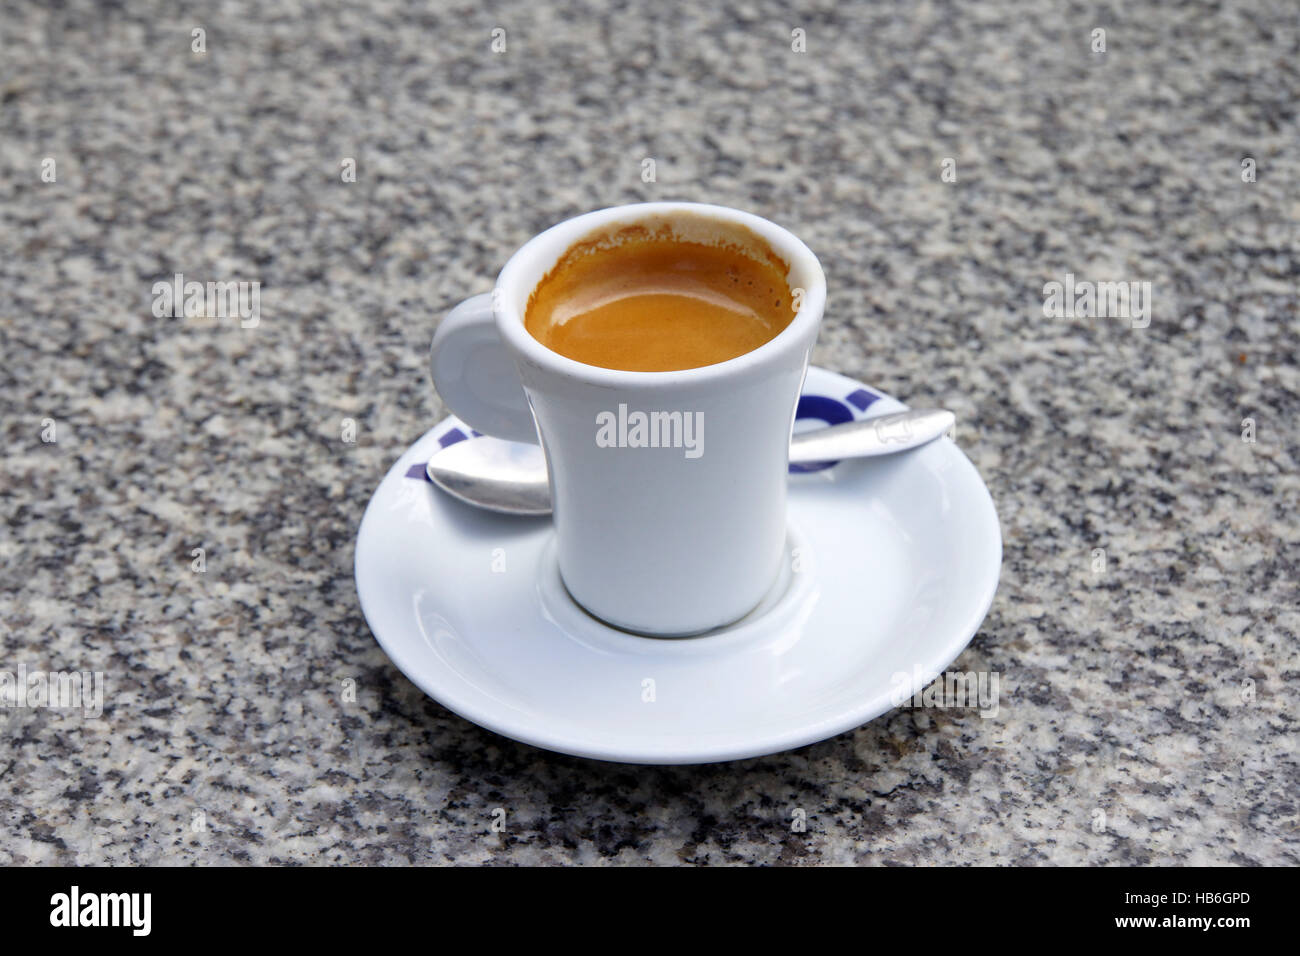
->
[429,293,539,443]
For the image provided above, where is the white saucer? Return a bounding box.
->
[355,366,1001,764]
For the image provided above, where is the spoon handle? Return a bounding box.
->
[788,409,954,464]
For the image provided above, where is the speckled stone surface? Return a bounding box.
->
[1,0,1297,865]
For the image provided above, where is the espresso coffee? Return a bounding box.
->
[524,226,796,372]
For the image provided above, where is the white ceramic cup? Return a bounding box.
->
[430,202,825,635]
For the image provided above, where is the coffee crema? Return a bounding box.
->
[524,227,796,372]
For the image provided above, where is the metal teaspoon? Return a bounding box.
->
[424,408,955,516]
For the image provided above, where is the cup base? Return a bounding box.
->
[537,524,813,642]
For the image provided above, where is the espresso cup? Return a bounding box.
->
[430,202,825,635]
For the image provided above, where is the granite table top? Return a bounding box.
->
[1,0,1296,865]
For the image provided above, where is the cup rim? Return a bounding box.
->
[493,202,826,388]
